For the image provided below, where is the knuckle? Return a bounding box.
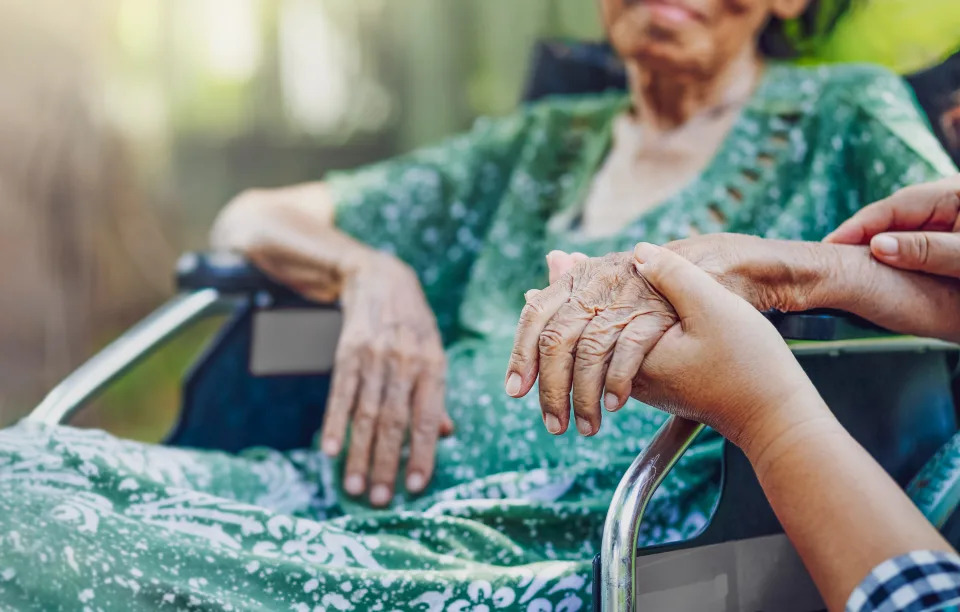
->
[384,377,414,399]
[426,351,447,371]
[618,328,652,349]
[576,334,610,360]
[411,418,440,441]
[539,384,570,406]
[508,346,531,369]
[379,410,409,433]
[916,234,932,265]
[363,343,386,362]
[352,409,378,431]
[523,299,547,317]
[538,326,569,356]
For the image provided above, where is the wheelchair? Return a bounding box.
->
[24,42,960,612]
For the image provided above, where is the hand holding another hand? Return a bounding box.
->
[826,176,960,279]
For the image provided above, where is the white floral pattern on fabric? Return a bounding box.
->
[1,63,955,611]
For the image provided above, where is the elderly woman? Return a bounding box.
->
[0,1,956,610]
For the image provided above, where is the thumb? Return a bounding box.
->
[634,242,735,320]
[546,250,584,284]
[439,412,455,437]
[870,232,960,279]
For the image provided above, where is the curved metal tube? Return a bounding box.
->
[26,289,232,426]
[601,415,705,611]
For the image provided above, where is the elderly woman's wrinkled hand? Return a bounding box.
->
[504,252,678,437]
[322,252,450,506]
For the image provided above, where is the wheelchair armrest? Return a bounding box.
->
[176,251,299,298]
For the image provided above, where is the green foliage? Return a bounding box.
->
[801,0,960,73]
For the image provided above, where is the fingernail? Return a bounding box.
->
[344,475,364,495]
[872,235,899,256]
[633,242,654,263]
[505,373,522,396]
[605,393,620,411]
[575,417,593,436]
[544,413,562,434]
[406,472,426,493]
[321,437,340,455]
[369,485,391,506]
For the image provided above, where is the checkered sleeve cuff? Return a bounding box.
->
[847,550,960,612]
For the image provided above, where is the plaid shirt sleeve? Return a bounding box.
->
[846,551,960,612]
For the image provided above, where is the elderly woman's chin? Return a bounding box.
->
[608,13,724,76]
[612,28,721,77]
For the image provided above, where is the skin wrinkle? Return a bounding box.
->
[512,251,681,432]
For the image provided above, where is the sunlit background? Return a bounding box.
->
[1,0,958,441]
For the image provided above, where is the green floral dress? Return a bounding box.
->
[0,64,954,611]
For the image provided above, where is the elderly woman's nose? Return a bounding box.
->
[546,251,589,284]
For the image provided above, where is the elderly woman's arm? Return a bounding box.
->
[211,108,531,506]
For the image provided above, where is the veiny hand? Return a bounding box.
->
[629,243,829,451]
[322,253,451,506]
[212,183,452,507]
[505,252,678,437]
[825,176,960,278]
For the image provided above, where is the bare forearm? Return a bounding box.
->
[210,182,379,300]
[743,396,953,611]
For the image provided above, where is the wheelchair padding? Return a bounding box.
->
[166,300,331,453]
[638,348,959,556]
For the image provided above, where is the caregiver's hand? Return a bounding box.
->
[634,243,956,612]
[628,243,830,451]
[505,252,677,437]
[825,175,960,278]
[212,183,452,507]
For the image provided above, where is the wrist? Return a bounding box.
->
[739,384,843,480]
[737,240,842,312]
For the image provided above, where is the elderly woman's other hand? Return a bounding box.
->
[326,253,449,506]
[212,183,452,507]
[505,252,678,437]
[825,176,960,278]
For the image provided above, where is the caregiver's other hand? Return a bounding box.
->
[825,175,960,278]
[506,252,677,437]
[630,243,830,452]
[324,253,450,506]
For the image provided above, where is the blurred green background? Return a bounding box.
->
[0,0,957,442]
